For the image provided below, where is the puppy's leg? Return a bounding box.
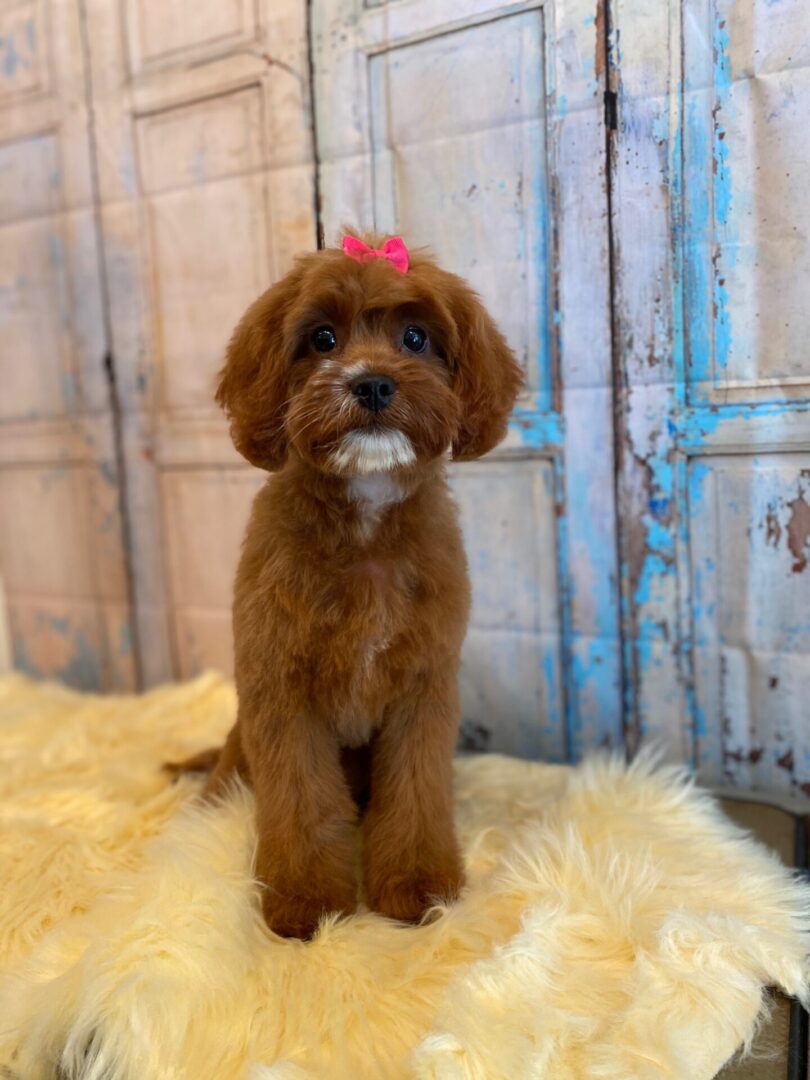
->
[245,717,358,939]
[363,674,464,923]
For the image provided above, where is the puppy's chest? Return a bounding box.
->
[314,554,419,731]
[330,554,416,658]
[326,476,419,652]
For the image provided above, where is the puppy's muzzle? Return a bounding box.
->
[350,373,397,414]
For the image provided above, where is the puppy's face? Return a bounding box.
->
[217,236,523,475]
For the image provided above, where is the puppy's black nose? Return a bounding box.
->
[350,374,397,413]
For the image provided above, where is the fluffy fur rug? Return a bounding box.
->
[0,672,808,1079]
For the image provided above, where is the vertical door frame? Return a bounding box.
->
[604,0,693,762]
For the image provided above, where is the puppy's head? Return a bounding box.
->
[217,233,523,475]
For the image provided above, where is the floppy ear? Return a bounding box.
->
[216,268,303,470]
[446,280,524,461]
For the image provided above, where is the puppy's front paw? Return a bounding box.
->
[366,863,465,924]
[261,886,357,941]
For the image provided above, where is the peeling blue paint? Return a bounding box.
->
[474,550,491,575]
[61,371,78,418]
[621,2,744,765]
[505,393,626,756]
[1,34,26,79]
[58,629,101,690]
[541,640,561,758]
[655,1,810,782]
[13,634,40,678]
[500,15,624,758]
[119,621,133,657]
[119,154,137,197]
[48,232,64,268]
[712,14,734,374]
[39,466,69,492]
[98,459,117,486]
[507,409,563,447]
[529,115,553,414]
[36,611,70,635]
[682,78,712,394]
[191,147,208,185]
[98,508,118,534]
[677,402,810,447]
[562,446,622,757]
[13,625,99,690]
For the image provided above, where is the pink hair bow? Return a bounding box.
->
[342,234,409,273]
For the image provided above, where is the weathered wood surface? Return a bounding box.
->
[80,0,315,682]
[610,0,810,792]
[313,0,622,759]
[0,0,136,689]
[1,0,808,795]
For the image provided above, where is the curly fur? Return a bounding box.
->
[171,234,524,938]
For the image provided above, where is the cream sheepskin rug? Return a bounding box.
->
[0,673,808,1079]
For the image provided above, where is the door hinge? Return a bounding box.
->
[604,89,618,131]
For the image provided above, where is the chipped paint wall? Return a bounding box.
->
[0,0,136,690]
[80,0,315,686]
[0,0,314,691]
[313,0,622,759]
[611,0,810,794]
[1,0,808,795]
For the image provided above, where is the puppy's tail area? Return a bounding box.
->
[163,746,222,777]
[164,724,249,800]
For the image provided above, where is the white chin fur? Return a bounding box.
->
[330,430,416,475]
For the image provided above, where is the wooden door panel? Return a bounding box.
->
[147,176,271,409]
[689,454,810,791]
[683,0,810,404]
[680,0,810,791]
[314,0,622,759]
[134,87,265,194]
[451,459,564,759]
[0,130,61,221]
[125,0,258,74]
[611,0,810,791]
[161,469,264,677]
[0,0,49,104]
[0,217,71,417]
[0,0,135,690]
[0,454,132,687]
[366,9,550,387]
[83,0,316,684]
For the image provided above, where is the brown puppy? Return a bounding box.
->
[171,234,522,939]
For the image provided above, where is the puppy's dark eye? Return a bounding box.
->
[311,326,337,353]
[402,325,428,354]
